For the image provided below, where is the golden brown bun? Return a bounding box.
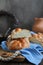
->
[6,28,31,50]
[7,38,30,50]
[29,33,43,46]
[32,18,43,33]
[15,28,22,32]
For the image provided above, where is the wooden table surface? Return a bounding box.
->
[0,60,43,65]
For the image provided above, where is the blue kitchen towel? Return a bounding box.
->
[20,48,43,65]
[30,31,36,34]
[1,41,43,65]
[30,43,43,53]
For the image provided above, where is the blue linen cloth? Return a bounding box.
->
[0,31,43,65]
[0,41,43,65]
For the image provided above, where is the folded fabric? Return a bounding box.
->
[30,43,43,53]
[1,41,43,65]
[30,31,36,34]
[20,48,43,65]
[0,41,9,51]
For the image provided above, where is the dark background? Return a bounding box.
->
[0,0,43,65]
[0,0,43,30]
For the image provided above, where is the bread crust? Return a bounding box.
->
[6,28,30,50]
[29,33,43,46]
[7,38,30,50]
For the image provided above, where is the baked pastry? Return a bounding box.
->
[7,38,30,50]
[29,32,43,46]
[6,28,31,50]
[11,28,31,39]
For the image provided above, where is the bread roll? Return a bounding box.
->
[11,28,31,39]
[7,38,30,50]
[29,33,43,46]
[6,28,31,50]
